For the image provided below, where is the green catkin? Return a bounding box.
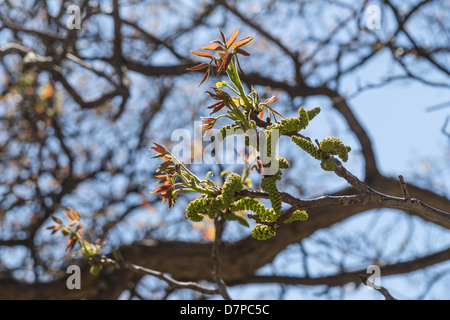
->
[306,107,321,121]
[218,124,241,140]
[262,107,320,165]
[267,117,308,135]
[252,224,276,240]
[228,198,277,221]
[320,158,335,171]
[298,107,309,129]
[186,198,207,222]
[283,210,308,224]
[259,129,274,165]
[222,173,244,207]
[264,107,320,136]
[291,136,323,160]
[319,137,351,162]
[261,175,282,214]
[266,129,273,157]
[278,157,290,169]
[205,195,225,218]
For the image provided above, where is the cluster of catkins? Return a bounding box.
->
[185,106,351,240]
[291,135,351,171]
[185,172,308,240]
[186,173,243,222]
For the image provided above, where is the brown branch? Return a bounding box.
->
[212,216,232,300]
[98,256,221,296]
[237,134,449,228]
[0,42,126,110]
[359,274,397,300]
[118,18,183,60]
[333,160,450,227]
[1,196,448,299]
[227,246,450,288]
[385,0,449,77]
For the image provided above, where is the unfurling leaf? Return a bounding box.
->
[217,51,233,74]
[232,36,254,50]
[186,62,209,71]
[201,116,216,123]
[51,215,63,225]
[45,225,61,235]
[149,141,167,154]
[190,50,214,59]
[235,48,250,56]
[202,44,224,51]
[263,96,276,105]
[198,70,210,87]
[66,235,77,251]
[226,27,240,49]
[64,207,79,222]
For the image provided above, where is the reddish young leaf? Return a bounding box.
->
[152,153,167,160]
[235,48,250,56]
[232,36,254,50]
[197,70,210,87]
[156,160,173,173]
[256,159,263,174]
[150,141,167,154]
[64,210,74,221]
[45,225,60,234]
[201,117,216,123]
[226,27,240,49]
[259,105,265,119]
[160,155,172,162]
[186,62,209,71]
[64,207,78,222]
[66,235,77,251]
[202,44,224,51]
[206,90,221,100]
[69,207,78,220]
[51,216,62,225]
[51,225,61,235]
[152,182,172,194]
[263,96,276,104]
[190,50,214,59]
[235,54,245,74]
[74,208,81,221]
[217,51,233,74]
[211,39,226,47]
[213,88,230,99]
[201,123,214,130]
[206,101,225,114]
[155,174,172,184]
[156,176,168,184]
[218,29,227,46]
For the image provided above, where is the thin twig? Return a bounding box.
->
[441,116,450,138]
[98,255,221,296]
[359,274,397,300]
[398,175,411,200]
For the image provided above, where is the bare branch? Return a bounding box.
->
[359,274,397,300]
[98,255,221,296]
